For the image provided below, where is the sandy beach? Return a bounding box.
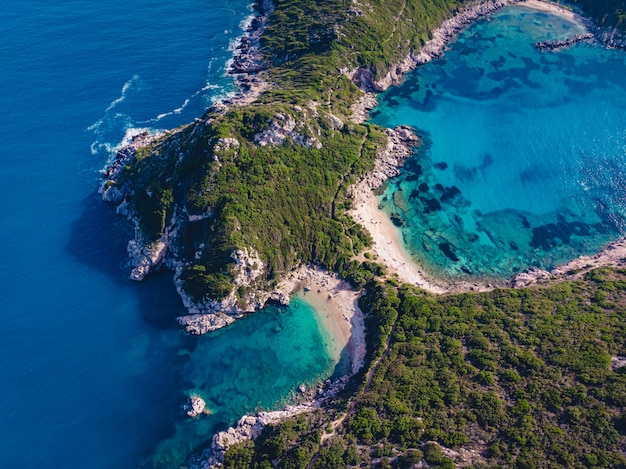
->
[519,0,581,23]
[279,267,366,374]
[348,0,595,296]
[350,187,449,294]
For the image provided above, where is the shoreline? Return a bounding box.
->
[348,0,626,296]
[285,267,366,375]
[520,0,581,22]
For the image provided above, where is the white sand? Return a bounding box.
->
[351,184,450,294]
[279,267,366,374]
[519,0,582,24]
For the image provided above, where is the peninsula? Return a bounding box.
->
[100,0,626,467]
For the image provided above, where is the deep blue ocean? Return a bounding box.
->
[372,6,626,281]
[0,1,342,468]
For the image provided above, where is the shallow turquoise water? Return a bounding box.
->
[372,6,626,280]
[0,1,343,468]
[149,296,343,468]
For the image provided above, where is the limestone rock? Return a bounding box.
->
[177,313,236,335]
[254,112,322,149]
[185,395,209,418]
[507,267,551,288]
[213,137,240,153]
[356,125,421,192]
[128,239,167,281]
[230,248,264,286]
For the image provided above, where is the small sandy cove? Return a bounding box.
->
[520,0,581,23]
[279,267,366,374]
[350,184,452,294]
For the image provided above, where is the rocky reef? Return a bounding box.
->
[535,32,595,52]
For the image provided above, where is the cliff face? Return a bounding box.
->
[100,0,626,328]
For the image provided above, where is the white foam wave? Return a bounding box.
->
[86,75,142,156]
[105,74,140,112]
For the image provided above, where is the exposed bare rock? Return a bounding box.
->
[611,356,626,371]
[213,137,240,153]
[177,313,237,335]
[231,248,264,286]
[100,183,124,204]
[590,23,626,50]
[254,112,322,149]
[185,395,210,418]
[535,33,594,52]
[356,125,421,192]
[128,238,167,281]
[326,112,344,130]
[350,92,378,124]
[507,267,551,288]
[197,404,315,468]
[508,238,626,288]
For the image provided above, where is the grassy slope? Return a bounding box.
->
[111,0,626,465]
[113,0,467,303]
[228,269,626,468]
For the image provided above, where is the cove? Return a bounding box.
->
[148,296,346,468]
[0,1,346,468]
[371,5,626,281]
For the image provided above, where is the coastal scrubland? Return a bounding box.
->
[102,0,626,466]
[225,268,626,468]
[106,0,471,305]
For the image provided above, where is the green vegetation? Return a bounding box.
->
[109,0,626,305]
[228,269,626,467]
[107,0,626,463]
[568,0,626,29]
[112,0,471,302]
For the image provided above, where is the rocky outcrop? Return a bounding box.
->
[127,238,167,281]
[359,125,421,191]
[594,27,626,50]
[350,92,378,124]
[254,112,322,149]
[228,0,273,75]
[173,247,291,334]
[507,267,551,288]
[221,0,274,107]
[213,406,312,457]
[611,356,626,371]
[185,395,210,418]
[189,376,352,468]
[508,238,626,288]
[177,313,237,335]
[535,33,594,52]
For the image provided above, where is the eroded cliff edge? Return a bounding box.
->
[100,0,626,330]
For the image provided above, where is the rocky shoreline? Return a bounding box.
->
[188,375,352,469]
[100,0,280,329]
[508,238,626,288]
[98,1,626,466]
[350,0,522,93]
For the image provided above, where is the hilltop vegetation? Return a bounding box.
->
[106,0,468,305]
[225,269,626,468]
[101,0,626,466]
[104,0,626,306]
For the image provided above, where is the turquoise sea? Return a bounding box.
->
[0,1,343,468]
[372,6,626,281]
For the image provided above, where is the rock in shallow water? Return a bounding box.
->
[177,313,236,334]
[185,395,209,418]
